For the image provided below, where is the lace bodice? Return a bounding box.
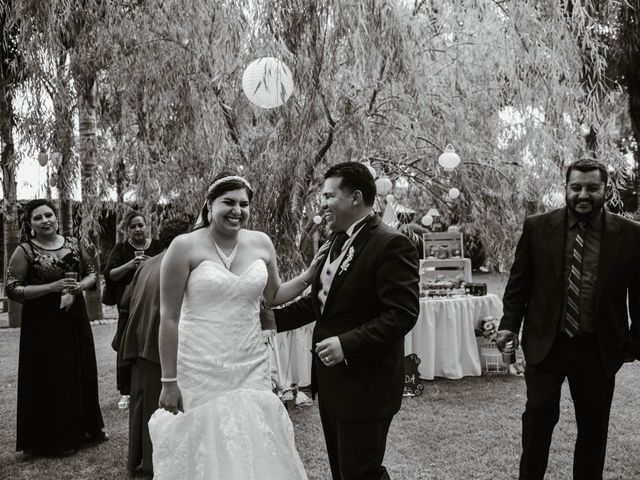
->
[177,259,271,409]
[149,258,308,480]
[6,237,97,302]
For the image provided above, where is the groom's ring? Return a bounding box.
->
[324,356,330,362]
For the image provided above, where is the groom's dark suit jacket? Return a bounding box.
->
[499,208,640,377]
[275,214,419,421]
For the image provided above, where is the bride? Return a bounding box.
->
[149,173,323,479]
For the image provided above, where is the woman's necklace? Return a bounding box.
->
[208,229,238,270]
[128,238,150,250]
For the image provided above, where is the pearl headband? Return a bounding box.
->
[207,175,252,193]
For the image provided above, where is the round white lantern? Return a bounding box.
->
[448,187,460,200]
[37,150,48,166]
[242,57,294,109]
[421,214,434,227]
[375,176,393,195]
[313,215,323,225]
[437,144,460,171]
[385,194,395,204]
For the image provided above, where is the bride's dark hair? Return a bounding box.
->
[197,171,253,229]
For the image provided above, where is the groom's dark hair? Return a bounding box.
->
[325,161,376,207]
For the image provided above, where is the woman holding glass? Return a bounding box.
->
[104,211,161,404]
[6,199,106,455]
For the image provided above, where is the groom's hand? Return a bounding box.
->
[315,337,345,367]
[496,330,519,352]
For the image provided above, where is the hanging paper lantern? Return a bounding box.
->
[375,176,393,195]
[37,150,48,166]
[313,215,323,225]
[421,214,434,227]
[242,57,294,109]
[385,194,395,204]
[437,144,460,171]
[448,187,460,200]
[50,152,62,164]
[426,208,440,217]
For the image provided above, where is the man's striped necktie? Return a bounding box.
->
[565,222,586,338]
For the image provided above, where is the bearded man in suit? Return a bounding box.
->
[496,158,640,480]
[264,161,419,480]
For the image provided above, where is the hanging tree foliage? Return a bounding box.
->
[6,0,635,276]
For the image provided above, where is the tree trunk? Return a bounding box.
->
[51,68,75,236]
[0,82,23,327]
[115,157,125,243]
[77,76,103,321]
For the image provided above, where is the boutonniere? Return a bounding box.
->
[339,246,355,275]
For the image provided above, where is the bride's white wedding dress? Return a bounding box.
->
[149,259,307,479]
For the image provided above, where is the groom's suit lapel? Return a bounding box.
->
[320,215,377,321]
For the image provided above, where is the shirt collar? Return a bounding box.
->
[345,212,372,237]
[566,207,603,231]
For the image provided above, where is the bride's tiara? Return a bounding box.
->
[207,175,252,193]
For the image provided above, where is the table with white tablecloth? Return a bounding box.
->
[404,294,504,380]
[270,293,504,386]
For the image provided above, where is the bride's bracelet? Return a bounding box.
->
[160,377,178,383]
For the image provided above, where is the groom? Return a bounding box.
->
[267,161,419,479]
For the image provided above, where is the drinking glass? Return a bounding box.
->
[63,272,78,294]
[501,340,516,365]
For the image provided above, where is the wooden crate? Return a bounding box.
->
[423,232,464,259]
[420,258,472,282]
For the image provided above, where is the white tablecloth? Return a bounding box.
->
[270,323,315,388]
[404,294,504,380]
[270,294,504,386]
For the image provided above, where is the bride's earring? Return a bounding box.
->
[30,228,35,237]
[207,209,213,223]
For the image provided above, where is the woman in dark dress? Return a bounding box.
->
[6,199,106,455]
[104,211,161,403]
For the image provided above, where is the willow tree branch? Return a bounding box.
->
[460,161,512,183]
[367,57,387,115]
[213,86,247,164]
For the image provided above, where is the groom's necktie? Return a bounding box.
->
[329,232,349,263]
[329,216,371,263]
[565,222,586,338]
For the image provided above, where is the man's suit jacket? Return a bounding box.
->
[499,208,640,377]
[275,214,420,421]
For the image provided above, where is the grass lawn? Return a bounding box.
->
[1,274,639,479]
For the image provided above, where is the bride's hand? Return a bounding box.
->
[302,241,332,282]
[159,383,183,414]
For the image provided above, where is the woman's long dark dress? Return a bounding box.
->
[104,239,161,394]
[6,237,104,452]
